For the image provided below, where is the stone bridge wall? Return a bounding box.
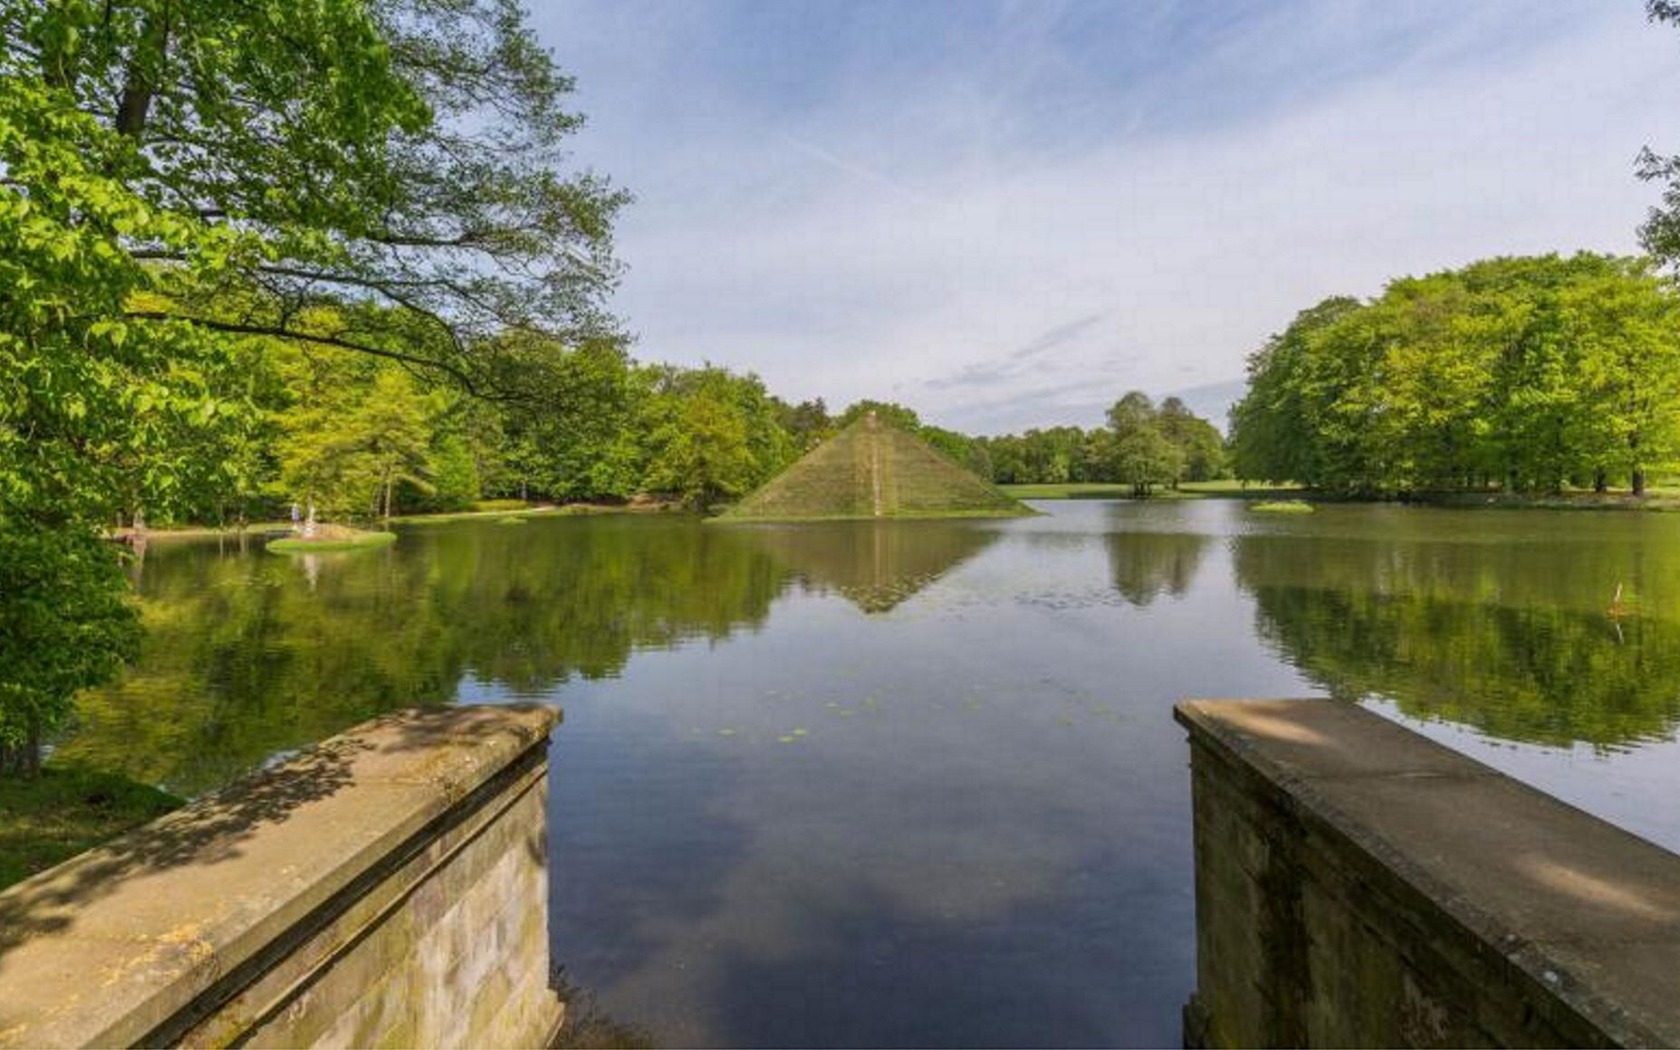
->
[0,704,562,1048]
[1177,699,1680,1048]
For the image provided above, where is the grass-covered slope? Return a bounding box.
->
[0,768,183,890]
[721,416,1031,521]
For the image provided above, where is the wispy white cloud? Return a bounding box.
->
[781,134,934,204]
[537,1,1679,433]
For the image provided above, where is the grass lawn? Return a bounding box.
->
[0,767,182,890]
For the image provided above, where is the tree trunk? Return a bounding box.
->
[115,6,171,139]
[1595,468,1608,494]
[1630,430,1646,497]
[2,716,44,778]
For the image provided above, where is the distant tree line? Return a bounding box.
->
[172,352,1045,525]
[980,393,1228,494]
[1228,254,1680,496]
[208,334,807,522]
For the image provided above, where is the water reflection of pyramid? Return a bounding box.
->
[740,522,1001,613]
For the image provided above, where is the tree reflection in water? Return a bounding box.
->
[1233,526,1680,750]
[58,516,792,795]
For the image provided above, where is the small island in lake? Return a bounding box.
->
[267,523,398,553]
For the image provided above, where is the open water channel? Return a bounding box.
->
[60,500,1680,1046]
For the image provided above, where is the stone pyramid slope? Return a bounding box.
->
[720,414,1031,521]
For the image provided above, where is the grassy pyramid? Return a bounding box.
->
[720,414,1031,521]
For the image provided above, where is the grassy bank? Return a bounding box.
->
[713,507,1036,524]
[108,520,291,542]
[0,767,183,890]
[1002,481,1303,501]
[389,502,562,525]
[999,480,1680,511]
[1405,489,1680,512]
[390,501,677,525]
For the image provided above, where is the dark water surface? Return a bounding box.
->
[62,501,1680,1046]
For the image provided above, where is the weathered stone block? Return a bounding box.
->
[1178,699,1680,1048]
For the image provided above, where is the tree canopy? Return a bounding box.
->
[1640,1,1680,266]
[4,0,628,388]
[980,394,1227,490]
[0,0,626,773]
[1229,254,1680,496]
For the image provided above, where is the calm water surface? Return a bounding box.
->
[63,501,1680,1046]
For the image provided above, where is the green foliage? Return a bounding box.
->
[837,400,921,432]
[0,59,261,773]
[273,349,435,521]
[641,366,794,509]
[981,397,1225,491]
[0,529,141,775]
[491,336,644,503]
[1157,397,1227,482]
[1105,391,1184,496]
[776,397,835,451]
[3,0,628,388]
[916,426,991,479]
[0,0,627,773]
[981,426,1104,485]
[1229,254,1680,495]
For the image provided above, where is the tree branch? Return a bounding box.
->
[123,310,482,394]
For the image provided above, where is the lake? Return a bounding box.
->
[60,500,1680,1046]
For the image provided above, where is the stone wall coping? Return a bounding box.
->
[1175,698,1680,1048]
[0,703,558,1049]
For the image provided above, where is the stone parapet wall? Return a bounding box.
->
[1177,699,1680,1048]
[0,704,562,1049]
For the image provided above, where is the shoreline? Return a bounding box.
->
[1003,482,1680,511]
[103,499,685,543]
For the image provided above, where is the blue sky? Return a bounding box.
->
[531,1,1679,433]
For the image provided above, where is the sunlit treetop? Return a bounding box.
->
[1,0,630,390]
